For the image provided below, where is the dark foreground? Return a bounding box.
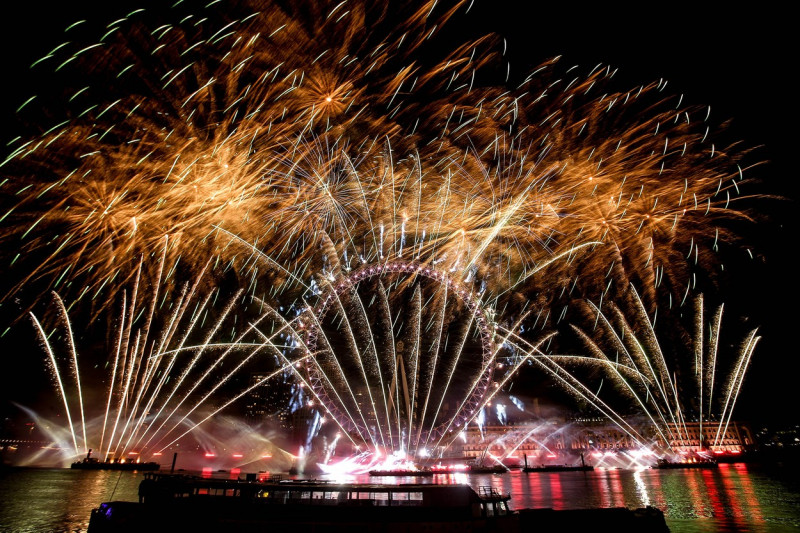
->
[5,464,800,531]
[87,474,669,532]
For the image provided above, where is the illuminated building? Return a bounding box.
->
[455,419,753,460]
[660,421,753,453]
[243,373,292,428]
[459,421,567,462]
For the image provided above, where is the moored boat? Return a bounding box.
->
[652,458,718,469]
[70,449,160,471]
[71,458,160,471]
[368,468,435,476]
[86,473,670,532]
[89,474,511,532]
[523,464,594,473]
[522,452,593,473]
[467,464,509,474]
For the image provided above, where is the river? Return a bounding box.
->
[1,464,799,532]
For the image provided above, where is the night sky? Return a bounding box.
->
[0,2,795,428]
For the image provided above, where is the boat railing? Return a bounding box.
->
[476,486,511,517]
[478,486,507,499]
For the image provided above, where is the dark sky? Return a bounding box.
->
[474,4,797,425]
[0,2,795,425]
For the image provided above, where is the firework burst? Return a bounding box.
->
[1,0,756,320]
[564,285,759,451]
[1,1,767,465]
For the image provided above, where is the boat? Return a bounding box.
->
[467,464,509,474]
[522,452,593,473]
[88,474,511,532]
[71,457,160,471]
[465,449,509,474]
[523,464,594,472]
[86,473,670,532]
[368,468,435,476]
[70,449,160,471]
[652,458,718,469]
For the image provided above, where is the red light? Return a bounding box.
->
[204,452,216,458]
[232,453,243,458]
[128,451,139,455]
[731,450,741,454]
[433,464,467,471]
[153,452,162,456]
[546,453,557,459]
[713,450,725,454]
[262,454,272,459]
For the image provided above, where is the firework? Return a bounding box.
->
[30,254,306,460]
[0,0,754,320]
[3,1,766,466]
[565,285,759,451]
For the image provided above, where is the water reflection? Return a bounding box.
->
[474,465,798,532]
[0,469,143,532]
[1,464,799,532]
[633,468,651,507]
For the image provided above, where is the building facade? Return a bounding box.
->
[455,418,752,461]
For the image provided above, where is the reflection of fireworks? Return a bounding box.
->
[1,0,754,318]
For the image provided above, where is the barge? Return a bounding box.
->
[522,452,593,473]
[652,458,718,469]
[71,458,160,471]
[88,474,512,532]
[467,464,509,474]
[71,450,160,471]
[87,473,669,532]
[368,468,435,477]
[522,464,594,473]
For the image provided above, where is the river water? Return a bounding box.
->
[1,464,799,532]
